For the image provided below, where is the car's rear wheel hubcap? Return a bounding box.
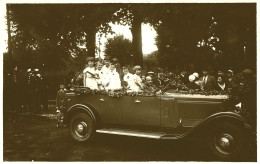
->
[214,133,235,155]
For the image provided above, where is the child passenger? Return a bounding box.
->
[83,57,98,90]
[122,66,134,92]
[101,56,111,76]
[96,62,105,90]
[104,63,121,90]
[131,65,143,92]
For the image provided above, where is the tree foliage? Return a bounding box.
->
[104,35,133,65]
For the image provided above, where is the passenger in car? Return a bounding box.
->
[186,75,200,90]
[83,57,98,90]
[112,58,123,80]
[193,72,202,86]
[104,63,121,90]
[216,75,228,91]
[143,76,160,93]
[201,67,217,91]
[96,61,105,90]
[131,65,143,92]
[122,66,134,92]
[101,56,111,77]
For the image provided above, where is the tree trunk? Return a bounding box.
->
[6,4,12,58]
[86,30,96,58]
[131,10,143,66]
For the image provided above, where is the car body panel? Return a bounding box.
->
[61,89,243,134]
[99,95,122,124]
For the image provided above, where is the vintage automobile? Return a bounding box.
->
[56,87,253,160]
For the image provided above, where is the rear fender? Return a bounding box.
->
[187,112,252,137]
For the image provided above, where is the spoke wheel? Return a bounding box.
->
[69,113,95,142]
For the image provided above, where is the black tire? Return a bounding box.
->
[206,122,246,161]
[69,113,95,142]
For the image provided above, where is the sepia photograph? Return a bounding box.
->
[1,1,257,162]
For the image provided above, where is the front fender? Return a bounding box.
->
[64,104,97,125]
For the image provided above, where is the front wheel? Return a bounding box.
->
[69,113,95,142]
[206,122,246,161]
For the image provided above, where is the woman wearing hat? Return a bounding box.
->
[83,57,98,90]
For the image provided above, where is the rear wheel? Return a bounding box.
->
[206,122,246,161]
[69,113,95,142]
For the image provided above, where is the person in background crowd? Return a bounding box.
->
[16,68,27,112]
[201,67,217,91]
[31,68,42,113]
[218,70,224,77]
[56,84,67,110]
[143,76,160,93]
[216,75,227,91]
[83,57,98,90]
[71,72,83,87]
[3,70,13,112]
[227,69,234,83]
[241,69,256,129]
[180,70,189,84]
[26,68,34,112]
[104,63,121,90]
[101,56,111,76]
[40,71,49,111]
[131,65,143,92]
[122,66,134,92]
[186,75,200,90]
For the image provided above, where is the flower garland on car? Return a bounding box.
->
[71,72,253,102]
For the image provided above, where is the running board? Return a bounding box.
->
[96,129,180,139]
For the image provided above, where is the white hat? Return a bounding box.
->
[193,72,199,78]
[227,70,233,75]
[189,75,196,82]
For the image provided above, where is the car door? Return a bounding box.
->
[122,93,161,127]
[99,94,122,124]
[174,95,224,127]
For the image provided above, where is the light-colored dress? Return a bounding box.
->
[83,67,98,90]
[104,70,121,90]
[131,74,142,92]
[101,65,110,77]
[96,69,105,88]
[123,73,135,91]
